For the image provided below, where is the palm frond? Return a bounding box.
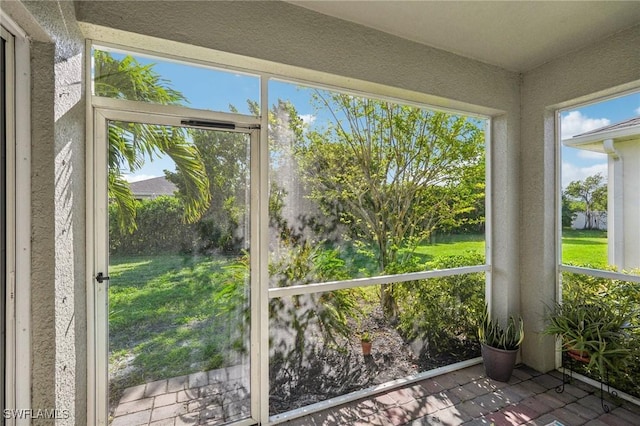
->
[109,171,137,233]
[96,50,209,229]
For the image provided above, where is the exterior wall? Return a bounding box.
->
[29,38,58,424]
[3,1,87,424]
[571,211,607,231]
[608,152,624,269]
[520,24,640,372]
[619,139,640,270]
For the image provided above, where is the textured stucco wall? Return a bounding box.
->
[75,1,519,113]
[29,37,58,424]
[520,24,640,372]
[6,1,87,424]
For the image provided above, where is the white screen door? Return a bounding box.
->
[92,107,260,426]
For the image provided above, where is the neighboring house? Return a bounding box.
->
[564,117,640,271]
[129,176,177,200]
[571,211,607,231]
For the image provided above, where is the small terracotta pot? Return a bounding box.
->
[567,348,590,363]
[361,341,372,356]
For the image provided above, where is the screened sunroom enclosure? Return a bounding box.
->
[5,1,640,425]
[89,44,490,425]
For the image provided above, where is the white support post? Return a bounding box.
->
[604,139,624,270]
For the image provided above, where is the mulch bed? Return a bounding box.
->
[269,305,479,415]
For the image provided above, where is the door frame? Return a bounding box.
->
[1,18,31,426]
[88,98,262,426]
[1,25,11,423]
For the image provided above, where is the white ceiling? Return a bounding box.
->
[288,1,640,72]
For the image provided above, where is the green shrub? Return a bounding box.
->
[268,241,362,403]
[109,196,198,255]
[396,251,485,354]
[109,195,243,256]
[269,241,360,346]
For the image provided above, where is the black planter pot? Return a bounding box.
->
[481,343,519,382]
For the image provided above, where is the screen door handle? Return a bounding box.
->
[95,272,110,284]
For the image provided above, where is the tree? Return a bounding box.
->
[561,193,578,228]
[165,127,250,253]
[268,99,320,246]
[296,91,485,318]
[94,51,210,232]
[564,173,607,230]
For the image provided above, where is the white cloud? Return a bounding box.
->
[561,111,610,140]
[124,174,160,183]
[577,150,607,161]
[561,162,607,188]
[635,106,640,115]
[300,114,316,126]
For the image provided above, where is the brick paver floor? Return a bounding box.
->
[111,365,250,426]
[112,363,640,425]
[282,364,640,426]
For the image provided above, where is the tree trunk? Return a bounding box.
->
[380,283,399,322]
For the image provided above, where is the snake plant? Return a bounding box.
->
[478,304,524,350]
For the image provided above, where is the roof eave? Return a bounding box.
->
[563,125,640,152]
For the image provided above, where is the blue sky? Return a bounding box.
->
[108,52,317,181]
[104,50,639,187]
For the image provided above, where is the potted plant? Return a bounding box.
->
[478,304,524,382]
[360,331,373,356]
[543,297,632,380]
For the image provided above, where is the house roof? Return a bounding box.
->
[563,116,640,153]
[574,117,640,138]
[129,176,177,198]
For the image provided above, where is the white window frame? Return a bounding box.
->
[556,91,640,285]
[1,15,32,426]
[555,90,640,406]
[86,38,493,426]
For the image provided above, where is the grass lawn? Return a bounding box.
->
[107,230,610,405]
[561,228,608,267]
[414,233,485,261]
[415,230,608,268]
[108,254,249,404]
